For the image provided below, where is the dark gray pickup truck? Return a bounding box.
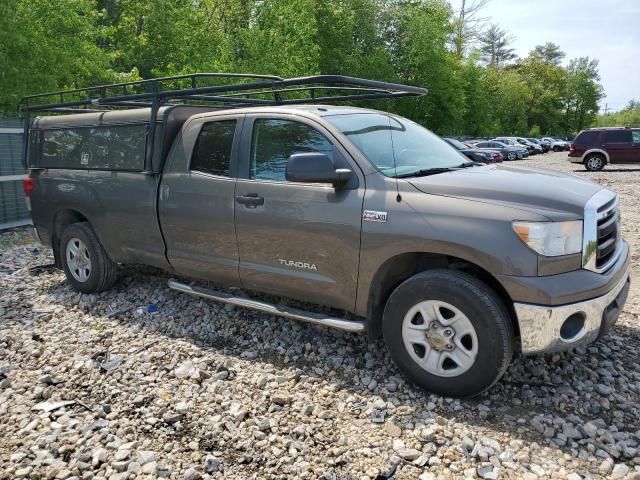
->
[21,74,631,397]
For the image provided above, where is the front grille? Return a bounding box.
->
[595,196,621,271]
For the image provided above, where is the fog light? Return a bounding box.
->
[560,312,586,341]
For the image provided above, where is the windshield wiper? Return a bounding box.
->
[395,163,477,178]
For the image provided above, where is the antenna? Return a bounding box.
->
[387,112,402,203]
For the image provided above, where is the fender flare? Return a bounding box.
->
[582,148,610,163]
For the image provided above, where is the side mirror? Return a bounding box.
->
[285,152,351,187]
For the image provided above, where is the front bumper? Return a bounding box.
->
[514,260,631,354]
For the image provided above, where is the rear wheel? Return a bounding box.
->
[60,222,118,293]
[584,154,605,172]
[553,145,561,152]
[506,151,517,161]
[382,270,514,398]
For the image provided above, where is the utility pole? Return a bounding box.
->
[601,103,611,126]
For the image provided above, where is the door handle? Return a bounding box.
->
[160,184,170,201]
[236,193,264,208]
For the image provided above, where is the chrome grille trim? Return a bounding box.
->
[583,189,621,273]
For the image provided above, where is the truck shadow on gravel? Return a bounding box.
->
[42,264,640,457]
[574,169,640,173]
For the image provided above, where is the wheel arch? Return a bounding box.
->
[365,252,518,343]
[50,209,91,267]
[582,148,610,163]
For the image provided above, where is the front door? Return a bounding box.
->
[234,116,364,311]
[159,116,242,285]
[631,130,640,162]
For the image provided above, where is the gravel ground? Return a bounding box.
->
[1,151,640,480]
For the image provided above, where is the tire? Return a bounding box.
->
[60,222,118,293]
[553,146,560,152]
[584,154,605,172]
[382,269,514,398]
[506,151,517,161]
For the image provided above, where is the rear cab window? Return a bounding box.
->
[631,130,640,144]
[190,120,237,177]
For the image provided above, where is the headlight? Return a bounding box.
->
[512,221,583,256]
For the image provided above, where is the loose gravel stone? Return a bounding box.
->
[1,153,640,479]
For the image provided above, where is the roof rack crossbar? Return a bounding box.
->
[19,73,427,116]
[19,73,285,108]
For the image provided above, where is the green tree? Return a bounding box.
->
[451,0,489,58]
[460,54,493,135]
[0,0,113,114]
[599,100,640,127]
[563,57,604,133]
[488,67,532,134]
[518,51,567,134]
[390,0,466,133]
[478,24,517,67]
[529,42,565,65]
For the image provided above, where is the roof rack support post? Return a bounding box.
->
[22,110,30,169]
[144,94,159,174]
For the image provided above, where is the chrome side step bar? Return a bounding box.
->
[168,279,366,333]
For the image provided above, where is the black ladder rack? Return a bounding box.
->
[19,73,427,114]
[19,73,427,171]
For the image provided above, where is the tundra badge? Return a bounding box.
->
[363,210,388,223]
[279,259,318,271]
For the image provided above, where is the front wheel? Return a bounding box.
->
[382,270,514,398]
[60,222,118,293]
[506,151,517,161]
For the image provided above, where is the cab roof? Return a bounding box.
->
[31,105,384,129]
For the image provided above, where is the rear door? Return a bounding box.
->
[234,115,365,311]
[603,129,633,163]
[159,115,242,285]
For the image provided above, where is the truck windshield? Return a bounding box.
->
[325,113,471,177]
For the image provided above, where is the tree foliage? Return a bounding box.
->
[0,0,609,136]
[478,24,517,67]
[598,100,640,127]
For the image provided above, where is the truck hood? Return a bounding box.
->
[407,164,602,219]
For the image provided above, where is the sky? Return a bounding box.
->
[450,0,640,112]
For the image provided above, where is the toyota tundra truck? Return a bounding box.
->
[20,74,631,397]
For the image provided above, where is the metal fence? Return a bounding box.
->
[0,117,30,230]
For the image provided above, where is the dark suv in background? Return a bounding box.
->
[569,127,640,171]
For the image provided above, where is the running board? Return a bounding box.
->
[167,279,365,333]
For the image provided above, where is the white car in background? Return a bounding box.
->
[541,137,570,152]
[494,137,534,154]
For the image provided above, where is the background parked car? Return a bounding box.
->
[473,140,528,160]
[444,137,503,163]
[512,137,543,155]
[538,138,551,150]
[527,138,549,153]
[494,137,534,154]
[569,127,640,171]
[541,137,569,152]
